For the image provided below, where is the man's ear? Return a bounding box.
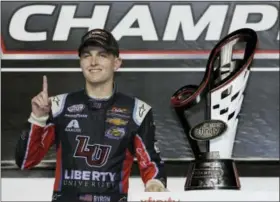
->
[114,57,122,71]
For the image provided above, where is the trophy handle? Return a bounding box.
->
[172,85,208,158]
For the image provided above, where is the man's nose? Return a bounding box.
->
[91,55,98,65]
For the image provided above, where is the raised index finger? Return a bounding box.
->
[42,75,48,94]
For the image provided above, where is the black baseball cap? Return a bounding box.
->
[78,28,119,57]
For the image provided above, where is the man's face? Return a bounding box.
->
[79,46,122,84]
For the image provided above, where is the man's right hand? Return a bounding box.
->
[31,75,51,118]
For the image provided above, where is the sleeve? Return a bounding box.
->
[132,98,167,188]
[15,113,55,170]
[15,94,67,170]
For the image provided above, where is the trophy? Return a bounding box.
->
[170,28,258,190]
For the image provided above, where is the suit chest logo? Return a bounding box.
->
[106,118,128,126]
[67,104,85,113]
[105,107,130,140]
[107,107,130,119]
[65,119,81,133]
[105,127,126,140]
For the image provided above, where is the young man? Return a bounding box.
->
[15,28,167,202]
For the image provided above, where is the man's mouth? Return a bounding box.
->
[88,69,102,73]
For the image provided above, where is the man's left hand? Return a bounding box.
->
[145,179,167,192]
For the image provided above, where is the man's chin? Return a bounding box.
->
[86,78,108,85]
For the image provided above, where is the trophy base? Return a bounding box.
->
[185,159,241,191]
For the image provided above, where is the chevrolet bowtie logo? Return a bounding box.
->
[106,118,128,126]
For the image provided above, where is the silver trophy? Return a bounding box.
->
[171,28,258,190]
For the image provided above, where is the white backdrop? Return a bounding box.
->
[1,177,279,201]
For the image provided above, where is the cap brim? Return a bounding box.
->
[79,40,106,52]
[78,40,118,57]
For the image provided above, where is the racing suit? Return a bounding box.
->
[15,89,167,202]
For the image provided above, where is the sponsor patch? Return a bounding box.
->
[110,107,129,114]
[105,127,125,140]
[107,107,130,118]
[79,194,92,202]
[138,104,146,118]
[67,104,85,113]
[65,114,88,118]
[52,96,60,107]
[65,119,81,133]
[106,118,128,126]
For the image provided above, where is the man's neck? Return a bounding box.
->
[85,81,114,99]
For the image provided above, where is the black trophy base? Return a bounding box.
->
[185,159,241,191]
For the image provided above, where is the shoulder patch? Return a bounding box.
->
[50,93,68,118]
[133,98,152,126]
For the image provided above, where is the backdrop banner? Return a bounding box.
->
[1,1,279,177]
